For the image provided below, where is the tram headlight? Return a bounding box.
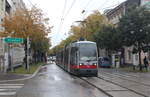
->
[79,63,84,66]
[93,63,97,66]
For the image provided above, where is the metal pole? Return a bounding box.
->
[25,37,29,71]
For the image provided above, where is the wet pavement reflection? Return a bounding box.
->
[16,64,108,97]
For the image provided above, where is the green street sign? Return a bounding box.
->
[4,38,24,43]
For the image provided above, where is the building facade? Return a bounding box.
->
[104,0,150,66]
[0,0,25,32]
[0,0,26,72]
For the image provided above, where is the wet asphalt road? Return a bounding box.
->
[1,64,150,97]
[16,64,108,97]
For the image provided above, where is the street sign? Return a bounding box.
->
[4,38,24,43]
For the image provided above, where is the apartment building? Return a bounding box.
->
[0,0,25,72]
[0,0,25,32]
[104,0,150,66]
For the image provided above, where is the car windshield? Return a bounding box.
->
[79,43,97,61]
[104,57,109,61]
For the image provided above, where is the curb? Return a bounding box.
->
[0,65,42,83]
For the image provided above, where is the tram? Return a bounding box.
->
[56,41,98,77]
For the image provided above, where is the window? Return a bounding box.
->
[79,43,97,61]
[70,47,78,65]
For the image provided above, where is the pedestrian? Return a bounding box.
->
[143,56,149,71]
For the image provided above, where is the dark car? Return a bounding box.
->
[98,57,111,68]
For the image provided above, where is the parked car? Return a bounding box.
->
[98,57,111,68]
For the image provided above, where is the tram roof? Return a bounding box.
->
[75,41,96,44]
[65,41,96,48]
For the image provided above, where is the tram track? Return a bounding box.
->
[99,68,150,80]
[79,77,113,97]
[79,76,147,97]
[100,71,150,88]
[57,64,147,97]
[107,71,150,81]
[57,65,113,97]
[96,76,148,97]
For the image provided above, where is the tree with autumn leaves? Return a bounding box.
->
[1,6,51,63]
[49,11,107,55]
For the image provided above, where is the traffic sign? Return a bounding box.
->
[4,38,24,43]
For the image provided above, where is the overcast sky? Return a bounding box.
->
[23,0,126,47]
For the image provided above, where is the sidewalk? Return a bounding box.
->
[0,65,42,82]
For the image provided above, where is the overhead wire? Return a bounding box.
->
[99,0,123,11]
[99,0,123,12]
[83,0,93,11]
[81,0,95,19]
[26,0,34,7]
[57,0,68,37]
[57,0,77,40]
[56,0,123,44]
[98,0,110,10]
[100,4,120,11]
[63,0,76,19]
[81,0,112,19]
[63,0,76,36]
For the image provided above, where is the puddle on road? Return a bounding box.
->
[53,75,62,81]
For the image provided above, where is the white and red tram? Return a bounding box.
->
[56,41,98,76]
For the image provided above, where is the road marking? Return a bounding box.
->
[0,84,24,96]
[0,86,23,88]
[0,89,16,91]
[0,84,24,86]
[0,92,16,95]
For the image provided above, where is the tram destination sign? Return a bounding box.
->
[4,38,24,43]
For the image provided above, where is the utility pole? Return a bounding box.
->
[24,37,30,71]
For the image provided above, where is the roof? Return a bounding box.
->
[105,0,141,16]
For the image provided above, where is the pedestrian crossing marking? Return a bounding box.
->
[0,88,16,91]
[0,86,23,88]
[0,83,24,96]
[0,84,24,86]
[0,92,16,96]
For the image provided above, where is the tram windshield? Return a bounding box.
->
[79,43,97,61]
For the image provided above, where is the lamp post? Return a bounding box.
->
[75,20,87,40]
[24,37,30,71]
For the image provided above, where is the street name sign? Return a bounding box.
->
[4,38,24,43]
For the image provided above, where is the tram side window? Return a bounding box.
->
[64,49,69,65]
[61,52,63,64]
[70,47,78,65]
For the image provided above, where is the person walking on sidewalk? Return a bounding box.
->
[143,56,149,71]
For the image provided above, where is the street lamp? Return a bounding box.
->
[75,20,87,40]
